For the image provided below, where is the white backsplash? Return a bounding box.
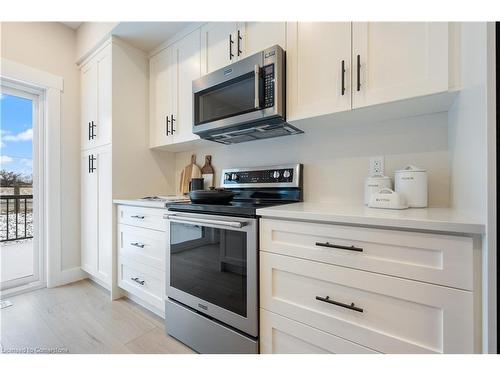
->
[172,111,450,207]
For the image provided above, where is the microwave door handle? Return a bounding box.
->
[163,214,246,229]
[254,64,261,109]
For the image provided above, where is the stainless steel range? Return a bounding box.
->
[163,164,303,353]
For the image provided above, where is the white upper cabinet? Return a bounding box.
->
[352,22,449,109]
[237,22,286,58]
[81,45,112,150]
[200,22,239,74]
[149,29,201,149]
[287,22,352,122]
[171,28,201,144]
[149,47,174,148]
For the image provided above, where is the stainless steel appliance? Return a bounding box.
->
[164,164,303,353]
[192,45,303,144]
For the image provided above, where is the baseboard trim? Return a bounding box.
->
[58,267,87,286]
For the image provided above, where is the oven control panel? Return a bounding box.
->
[263,64,275,109]
[221,164,301,188]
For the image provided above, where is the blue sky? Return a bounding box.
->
[0,93,33,176]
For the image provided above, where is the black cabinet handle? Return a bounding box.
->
[341,60,346,96]
[316,295,363,313]
[88,122,91,140]
[91,121,96,139]
[88,155,91,173]
[130,242,145,248]
[170,114,176,133]
[315,241,363,252]
[89,154,96,173]
[166,115,170,136]
[356,54,361,91]
[229,34,234,60]
[237,29,242,56]
[131,277,145,286]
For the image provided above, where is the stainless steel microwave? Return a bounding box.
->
[192,45,302,144]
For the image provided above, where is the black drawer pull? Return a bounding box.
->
[131,215,145,219]
[130,242,145,248]
[356,54,361,91]
[131,277,145,285]
[315,242,363,252]
[316,295,363,313]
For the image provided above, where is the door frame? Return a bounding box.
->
[0,83,45,293]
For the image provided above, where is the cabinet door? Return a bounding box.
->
[200,22,238,74]
[352,22,449,109]
[172,29,201,144]
[81,62,97,150]
[149,48,174,147]
[81,151,98,275]
[238,22,286,58]
[95,48,112,147]
[287,22,352,122]
[96,146,112,283]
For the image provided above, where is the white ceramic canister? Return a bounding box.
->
[364,175,392,205]
[394,165,428,208]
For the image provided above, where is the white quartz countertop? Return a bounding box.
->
[256,202,485,235]
[113,199,168,209]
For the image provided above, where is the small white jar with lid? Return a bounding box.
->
[394,165,428,208]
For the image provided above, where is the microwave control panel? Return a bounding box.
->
[263,64,274,109]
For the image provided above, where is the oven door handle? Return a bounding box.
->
[163,214,247,228]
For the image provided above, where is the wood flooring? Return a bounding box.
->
[0,279,195,354]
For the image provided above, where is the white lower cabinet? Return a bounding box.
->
[116,205,166,315]
[81,145,112,286]
[260,245,476,354]
[260,309,378,354]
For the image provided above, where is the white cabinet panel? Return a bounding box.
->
[352,22,449,108]
[287,22,352,121]
[200,22,238,74]
[149,48,174,148]
[81,45,112,150]
[260,251,474,354]
[260,309,378,354]
[172,29,201,144]
[117,205,166,232]
[96,146,112,282]
[260,218,474,290]
[239,22,286,58]
[118,224,166,270]
[81,150,98,275]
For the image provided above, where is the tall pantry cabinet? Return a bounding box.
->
[79,37,169,292]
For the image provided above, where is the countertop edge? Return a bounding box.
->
[113,199,167,209]
[256,208,486,235]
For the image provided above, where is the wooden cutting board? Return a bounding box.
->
[180,154,202,195]
[201,155,214,189]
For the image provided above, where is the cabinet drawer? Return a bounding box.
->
[118,257,164,311]
[260,219,474,290]
[118,224,166,270]
[117,205,166,231]
[260,309,378,354]
[260,252,474,353]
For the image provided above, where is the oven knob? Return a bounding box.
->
[273,171,280,179]
[231,173,239,181]
[225,173,232,181]
[283,170,291,178]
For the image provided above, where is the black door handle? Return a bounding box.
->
[237,29,242,56]
[229,34,234,60]
[88,155,91,173]
[316,295,364,313]
[170,114,176,133]
[315,242,363,252]
[88,122,91,140]
[356,54,361,91]
[166,115,170,136]
[341,60,346,96]
[91,121,96,139]
[89,154,96,173]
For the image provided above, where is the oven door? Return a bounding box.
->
[165,211,258,337]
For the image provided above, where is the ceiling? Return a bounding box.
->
[111,22,193,52]
[60,22,82,30]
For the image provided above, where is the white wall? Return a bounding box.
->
[76,22,118,63]
[0,22,81,271]
[174,111,450,207]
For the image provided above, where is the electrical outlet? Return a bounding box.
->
[369,156,385,176]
